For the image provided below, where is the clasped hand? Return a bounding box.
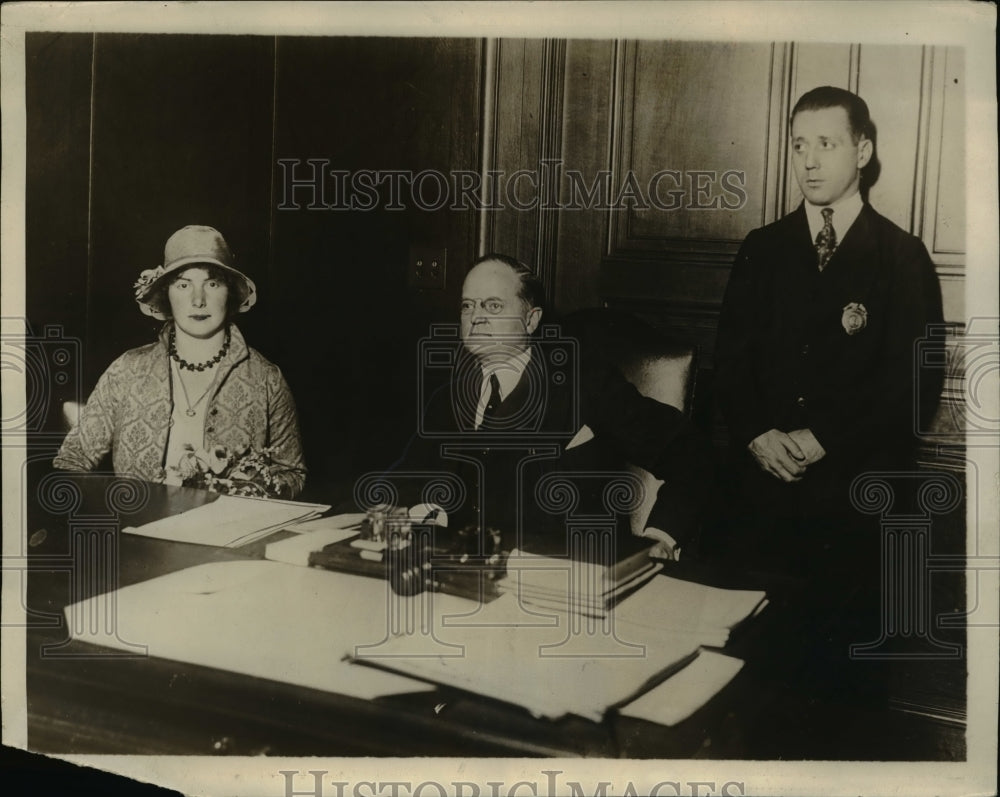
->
[748,428,825,483]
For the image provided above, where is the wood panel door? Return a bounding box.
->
[485,39,966,449]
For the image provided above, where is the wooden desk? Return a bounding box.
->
[23,471,963,759]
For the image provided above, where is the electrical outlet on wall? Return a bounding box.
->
[408,246,447,291]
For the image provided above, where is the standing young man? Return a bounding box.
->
[716,86,943,545]
[713,86,945,698]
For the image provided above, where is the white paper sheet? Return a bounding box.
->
[353,592,703,721]
[614,575,768,646]
[285,513,366,533]
[618,649,745,727]
[64,560,463,700]
[122,494,330,547]
[264,518,362,566]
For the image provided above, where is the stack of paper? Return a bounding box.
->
[64,555,765,725]
[354,592,703,721]
[496,548,662,618]
[613,575,768,647]
[354,573,765,722]
[123,495,330,547]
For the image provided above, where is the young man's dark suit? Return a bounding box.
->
[400,325,711,557]
[713,201,944,702]
[715,201,943,556]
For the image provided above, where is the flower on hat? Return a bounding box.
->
[133,266,164,299]
[841,302,868,335]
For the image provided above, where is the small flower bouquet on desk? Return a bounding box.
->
[170,444,296,499]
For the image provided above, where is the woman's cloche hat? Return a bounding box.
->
[133,225,257,320]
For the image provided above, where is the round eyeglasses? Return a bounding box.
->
[460,298,506,315]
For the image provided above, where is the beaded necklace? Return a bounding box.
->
[169,325,230,372]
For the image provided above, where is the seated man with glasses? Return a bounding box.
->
[391,253,712,561]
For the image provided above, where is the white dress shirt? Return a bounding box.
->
[804,189,864,245]
[474,348,533,429]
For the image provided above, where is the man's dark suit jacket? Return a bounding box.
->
[393,324,711,557]
[715,201,944,529]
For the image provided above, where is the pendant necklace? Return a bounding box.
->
[175,364,217,417]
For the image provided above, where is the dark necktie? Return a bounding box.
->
[815,207,836,271]
[480,373,502,428]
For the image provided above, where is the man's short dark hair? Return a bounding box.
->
[791,85,880,195]
[791,85,874,143]
[471,253,546,312]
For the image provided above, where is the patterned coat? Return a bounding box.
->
[54,324,306,497]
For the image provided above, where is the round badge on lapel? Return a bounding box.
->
[841,302,868,335]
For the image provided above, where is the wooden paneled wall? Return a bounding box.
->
[25,33,483,490]
[484,41,966,460]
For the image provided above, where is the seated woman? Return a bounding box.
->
[54,225,306,498]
